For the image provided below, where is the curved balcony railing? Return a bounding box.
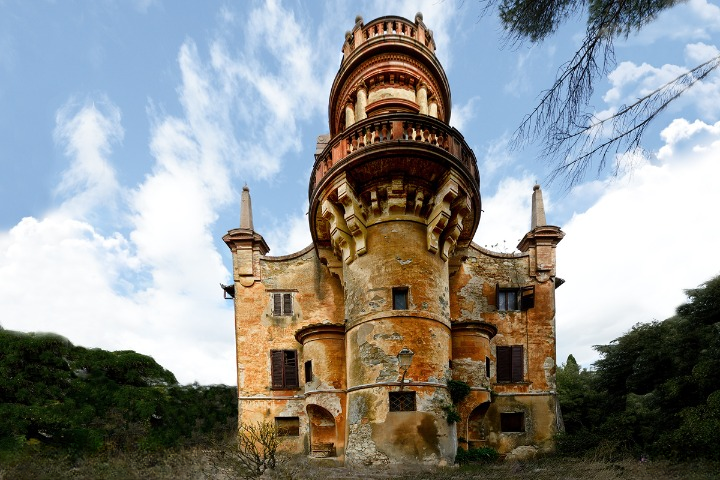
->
[310,113,479,198]
[342,15,436,62]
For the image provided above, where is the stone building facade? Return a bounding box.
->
[223,14,565,465]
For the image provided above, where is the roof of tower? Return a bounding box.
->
[328,14,451,136]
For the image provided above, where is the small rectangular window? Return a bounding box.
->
[271,292,293,316]
[389,391,416,412]
[496,345,524,383]
[501,412,525,432]
[275,417,300,436]
[271,350,299,389]
[497,289,518,311]
[304,360,313,383]
[392,287,408,310]
[485,356,491,378]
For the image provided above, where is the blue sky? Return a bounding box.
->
[1,0,719,384]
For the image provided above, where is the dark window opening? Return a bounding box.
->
[275,417,300,436]
[501,412,525,432]
[389,391,416,412]
[271,350,299,389]
[485,356,491,378]
[304,360,313,383]
[520,286,535,310]
[496,345,524,383]
[272,292,293,316]
[392,287,408,310]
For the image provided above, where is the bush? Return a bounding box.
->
[447,380,471,405]
[455,446,499,464]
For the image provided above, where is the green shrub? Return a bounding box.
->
[442,404,461,424]
[447,380,471,404]
[455,446,499,464]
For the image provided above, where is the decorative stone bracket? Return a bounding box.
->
[322,177,368,265]
[427,172,468,261]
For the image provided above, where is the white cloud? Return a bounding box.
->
[556,118,720,369]
[473,174,536,251]
[450,95,481,131]
[625,0,720,45]
[264,206,313,257]
[602,49,720,124]
[53,98,123,218]
[478,133,516,179]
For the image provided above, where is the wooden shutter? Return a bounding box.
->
[496,346,511,382]
[273,294,282,316]
[284,350,299,388]
[520,286,535,310]
[511,345,524,382]
[283,293,292,315]
[271,350,284,388]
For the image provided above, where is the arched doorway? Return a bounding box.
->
[467,402,490,449]
[306,404,337,457]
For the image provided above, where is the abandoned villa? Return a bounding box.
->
[222,14,565,465]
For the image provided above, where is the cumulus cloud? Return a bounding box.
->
[556,119,720,368]
[601,43,720,124]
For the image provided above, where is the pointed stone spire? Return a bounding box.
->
[240,185,254,230]
[531,184,546,229]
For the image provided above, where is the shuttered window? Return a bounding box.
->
[496,345,524,383]
[271,292,293,316]
[271,350,299,389]
[496,285,535,311]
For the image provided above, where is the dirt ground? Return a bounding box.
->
[262,458,720,480]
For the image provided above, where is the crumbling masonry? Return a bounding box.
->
[223,13,565,465]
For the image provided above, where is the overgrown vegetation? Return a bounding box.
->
[0,330,237,460]
[455,446,499,464]
[443,379,471,424]
[556,274,720,460]
[235,421,280,476]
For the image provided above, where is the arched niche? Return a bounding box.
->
[306,404,337,457]
[467,401,490,449]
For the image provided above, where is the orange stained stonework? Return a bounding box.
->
[223,13,564,466]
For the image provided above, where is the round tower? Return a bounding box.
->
[309,14,481,465]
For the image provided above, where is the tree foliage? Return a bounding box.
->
[484,0,720,186]
[556,274,720,459]
[0,330,237,457]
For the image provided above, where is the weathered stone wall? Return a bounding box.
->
[233,245,345,456]
[448,243,559,453]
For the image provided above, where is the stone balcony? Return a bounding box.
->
[309,112,479,200]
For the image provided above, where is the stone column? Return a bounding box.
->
[345,101,355,128]
[416,82,428,115]
[355,83,367,122]
[429,98,438,118]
